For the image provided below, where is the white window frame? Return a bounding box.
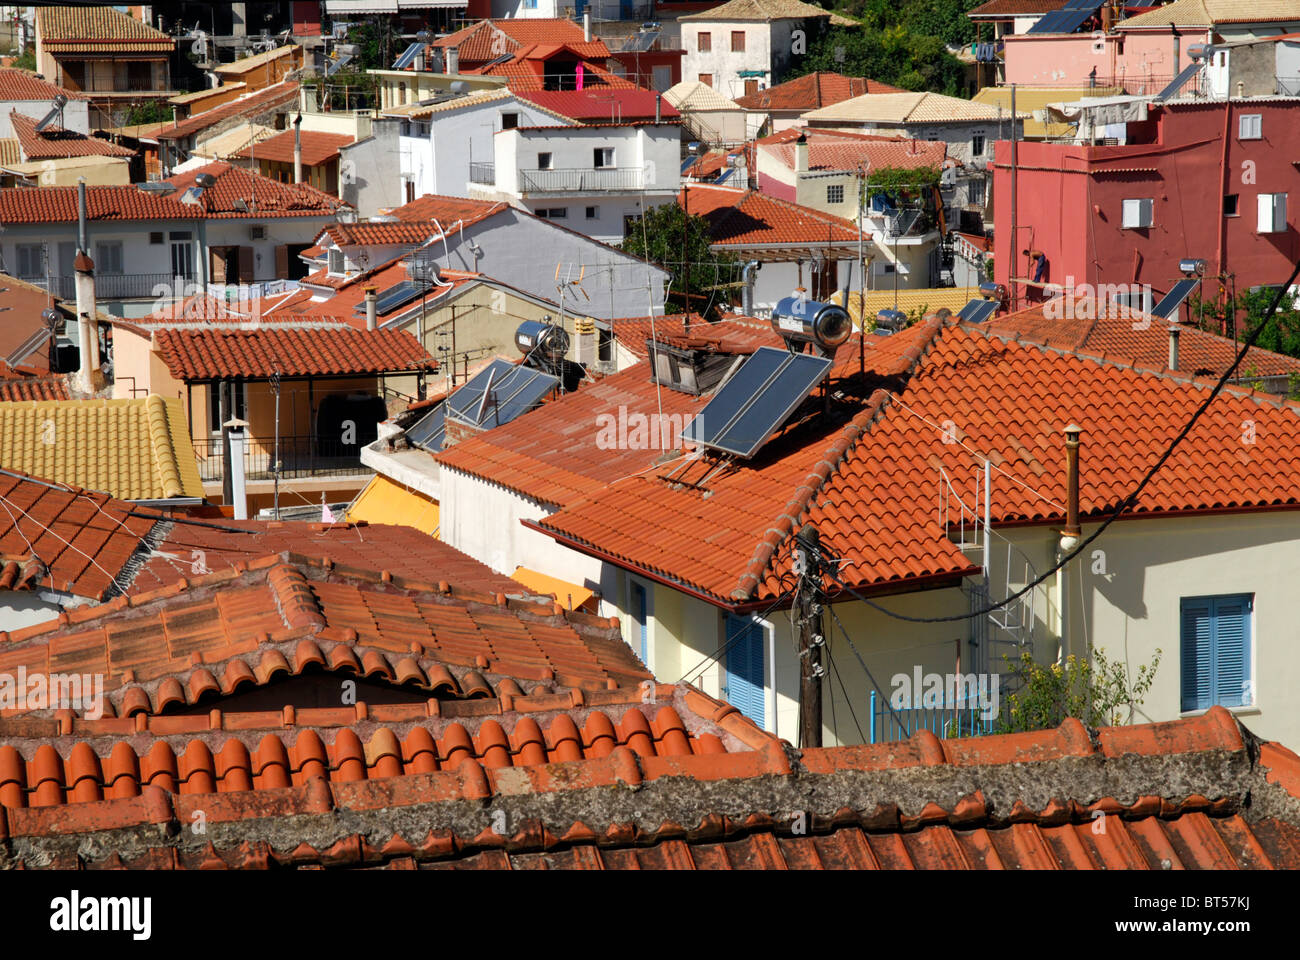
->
[1121,197,1154,229]
[593,147,615,169]
[327,247,345,275]
[971,132,987,157]
[1239,114,1262,140]
[15,242,44,279]
[1258,192,1287,233]
[94,240,124,276]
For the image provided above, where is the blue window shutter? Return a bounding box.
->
[1212,596,1250,707]
[1181,600,1212,711]
[724,615,765,725]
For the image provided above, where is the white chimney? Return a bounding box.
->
[794,133,809,173]
[1168,323,1181,371]
[293,113,303,184]
[74,252,103,393]
[225,418,250,520]
[584,11,591,41]
[365,286,377,330]
[446,46,459,74]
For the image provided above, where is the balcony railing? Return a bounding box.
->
[468,161,495,185]
[193,435,374,483]
[32,272,195,301]
[867,689,1000,744]
[519,166,644,194]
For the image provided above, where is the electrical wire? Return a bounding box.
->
[825,644,865,744]
[820,255,1300,624]
[675,575,795,686]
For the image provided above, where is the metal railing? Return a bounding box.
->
[468,161,495,185]
[192,435,373,483]
[519,166,644,193]
[868,689,999,744]
[32,272,193,301]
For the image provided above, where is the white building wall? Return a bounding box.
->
[0,98,90,137]
[682,21,778,101]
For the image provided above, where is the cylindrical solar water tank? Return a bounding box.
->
[979,281,1007,302]
[771,297,853,351]
[515,320,570,361]
[875,309,906,335]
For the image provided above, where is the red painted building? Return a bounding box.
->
[993,99,1300,316]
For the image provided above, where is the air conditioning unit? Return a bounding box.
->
[249,225,267,241]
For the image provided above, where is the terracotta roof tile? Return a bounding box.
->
[156,82,299,142]
[36,6,173,50]
[0,376,70,402]
[0,69,84,102]
[315,221,437,247]
[968,0,1066,16]
[8,111,135,160]
[0,396,204,501]
[150,325,437,380]
[431,18,594,63]
[386,192,509,225]
[734,72,905,111]
[230,128,353,167]
[766,134,946,173]
[5,705,1299,869]
[0,185,201,223]
[682,184,860,247]
[512,88,678,122]
[164,160,344,218]
[536,317,1300,604]
[679,0,855,23]
[611,314,787,360]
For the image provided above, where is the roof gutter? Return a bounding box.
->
[523,518,979,614]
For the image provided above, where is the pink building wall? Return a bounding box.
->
[1003,30,1210,93]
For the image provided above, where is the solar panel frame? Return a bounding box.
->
[445,359,559,429]
[683,347,832,459]
[1150,278,1200,319]
[406,402,447,452]
[393,41,424,69]
[1155,62,1203,102]
[958,299,999,324]
[1026,0,1102,34]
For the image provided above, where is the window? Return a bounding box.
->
[15,243,44,279]
[501,112,518,130]
[971,133,986,157]
[149,232,164,245]
[698,73,713,88]
[731,30,746,52]
[94,241,124,276]
[537,152,553,170]
[208,381,248,436]
[538,207,567,219]
[1224,193,1240,217]
[826,184,844,205]
[1239,113,1262,140]
[630,580,649,662]
[1121,197,1154,229]
[969,177,986,206]
[697,31,711,52]
[723,614,765,726]
[585,205,598,219]
[1181,594,1252,711]
[593,147,614,168]
[327,248,345,274]
[744,78,759,97]
[1258,192,1287,233]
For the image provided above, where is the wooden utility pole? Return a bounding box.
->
[794,524,825,748]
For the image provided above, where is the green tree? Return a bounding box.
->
[123,100,173,126]
[997,647,1162,732]
[621,202,738,316]
[1189,287,1300,359]
[790,25,967,95]
[11,49,35,71]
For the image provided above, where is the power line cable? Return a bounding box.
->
[820,256,1300,624]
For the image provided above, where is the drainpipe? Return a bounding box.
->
[655,92,662,123]
[293,113,303,185]
[1168,323,1180,371]
[1171,25,1180,76]
[77,177,88,253]
[364,286,377,330]
[1057,423,1082,662]
[741,259,760,315]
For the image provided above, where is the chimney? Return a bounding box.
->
[1062,424,1081,537]
[575,316,596,365]
[225,418,250,520]
[741,260,760,315]
[77,177,88,253]
[584,11,591,41]
[794,132,808,173]
[446,46,459,74]
[655,92,662,123]
[1168,323,1181,371]
[414,48,425,72]
[74,253,103,394]
[293,113,303,184]
[364,286,377,330]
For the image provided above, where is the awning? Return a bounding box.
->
[512,566,596,612]
[345,475,439,535]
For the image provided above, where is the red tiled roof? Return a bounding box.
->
[0,376,70,402]
[315,221,438,247]
[537,316,1300,605]
[231,128,353,166]
[5,702,1300,869]
[611,314,787,360]
[432,18,594,63]
[968,0,1077,16]
[0,69,84,102]
[987,297,1300,379]
[130,519,526,598]
[35,6,173,50]
[767,134,947,173]
[0,275,62,375]
[0,185,201,223]
[8,111,135,160]
[0,555,650,714]
[682,184,861,248]
[477,57,636,90]
[734,72,905,111]
[386,192,509,225]
[512,88,679,122]
[156,82,299,142]
[436,363,710,507]
[0,469,157,602]
[150,325,437,380]
[164,161,344,218]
